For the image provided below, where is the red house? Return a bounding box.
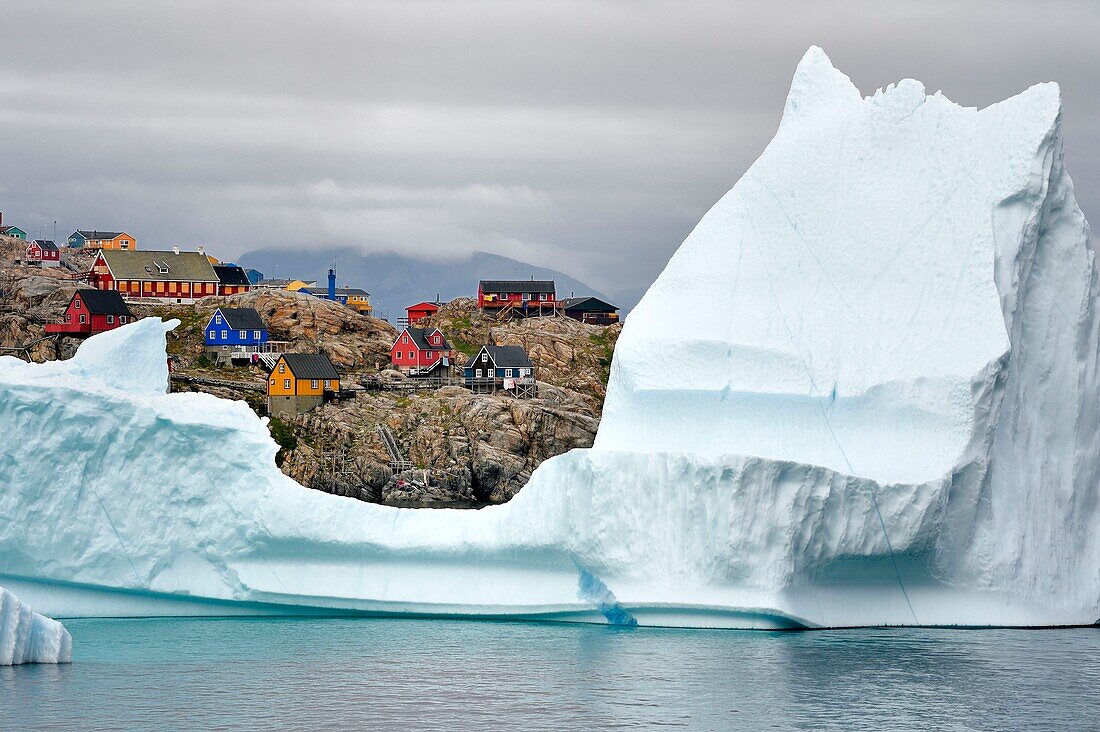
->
[390,326,454,376]
[26,240,61,268]
[405,301,440,325]
[45,290,134,336]
[477,279,556,315]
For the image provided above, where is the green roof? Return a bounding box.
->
[99,250,218,282]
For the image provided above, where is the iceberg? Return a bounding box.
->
[0,47,1097,628]
[0,586,72,664]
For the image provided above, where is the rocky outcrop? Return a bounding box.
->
[280,384,599,504]
[137,289,398,371]
[426,298,620,406]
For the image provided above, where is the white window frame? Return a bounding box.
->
[221,330,227,339]
[79,314,87,324]
[209,330,216,339]
[107,315,115,324]
[283,379,291,389]
[239,330,247,339]
[311,379,318,389]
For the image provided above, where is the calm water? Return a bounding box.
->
[2,618,1098,731]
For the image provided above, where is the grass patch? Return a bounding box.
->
[268,416,298,466]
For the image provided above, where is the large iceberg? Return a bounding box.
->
[1,48,1097,628]
[0,586,72,664]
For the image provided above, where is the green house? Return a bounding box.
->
[0,225,27,241]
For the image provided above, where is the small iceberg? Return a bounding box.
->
[0,586,72,665]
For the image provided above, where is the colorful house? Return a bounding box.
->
[244,268,265,285]
[0,213,26,240]
[26,240,61,268]
[204,307,271,365]
[267,353,341,417]
[560,296,620,326]
[405,301,440,325]
[390,326,454,376]
[463,344,536,397]
[45,290,133,337]
[477,279,556,316]
[89,248,220,303]
[67,230,136,250]
[213,264,252,296]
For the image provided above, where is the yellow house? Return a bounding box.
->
[285,280,315,292]
[345,292,373,316]
[267,353,340,417]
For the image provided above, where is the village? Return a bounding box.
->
[0,214,622,507]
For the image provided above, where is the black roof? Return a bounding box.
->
[302,286,370,297]
[560,296,618,313]
[74,289,132,316]
[278,353,340,380]
[479,279,555,294]
[32,239,59,252]
[75,230,124,240]
[403,327,451,351]
[213,264,251,286]
[465,344,534,369]
[217,307,266,331]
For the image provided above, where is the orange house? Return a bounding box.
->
[268,353,340,417]
[69,230,137,250]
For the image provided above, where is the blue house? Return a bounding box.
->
[244,268,265,285]
[463,344,536,397]
[203,307,270,365]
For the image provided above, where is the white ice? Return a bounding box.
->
[0,586,71,664]
[0,47,1097,628]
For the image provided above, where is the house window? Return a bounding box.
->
[214,314,221,323]
[284,379,291,389]
[475,369,483,378]
[209,330,216,339]
[522,293,530,302]
[221,330,228,339]
[279,364,285,373]
[270,379,275,386]
[408,351,414,359]
[239,330,246,339]
[505,368,513,377]
[74,300,81,309]
[156,282,165,293]
[427,352,434,360]
[324,380,331,390]
[253,330,261,339]
[540,293,548,301]
[79,314,87,324]
[311,380,318,389]
[481,353,488,363]
[120,316,127,324]
[107,315,115,324]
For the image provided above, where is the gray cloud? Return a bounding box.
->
[1,0,1098,300]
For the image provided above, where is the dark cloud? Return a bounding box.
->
[1,1,1098,300]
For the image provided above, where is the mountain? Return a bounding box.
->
[235,248,613,323]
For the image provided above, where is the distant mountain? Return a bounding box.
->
[235,248,614,323]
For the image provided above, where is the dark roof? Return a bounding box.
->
[560,296,618,313]
[302,286,371,298]
[479,279,555,294]
[75,230,124,240]
[403,327,451,351]
[465,344,534,370]
[99,249,219,282]
[213,264,251,286]
[278,353,340,380]
[256,278,292,287]
[216,307,266,332]
[32,240,59,252]
[74,289,132,316]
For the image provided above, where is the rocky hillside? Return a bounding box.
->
[281,383,598,504]
[0,244,621,506]
[426,298,621,407]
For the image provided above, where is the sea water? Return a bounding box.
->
[2,618,1097,730]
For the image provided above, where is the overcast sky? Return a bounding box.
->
[1,1,1098,300]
